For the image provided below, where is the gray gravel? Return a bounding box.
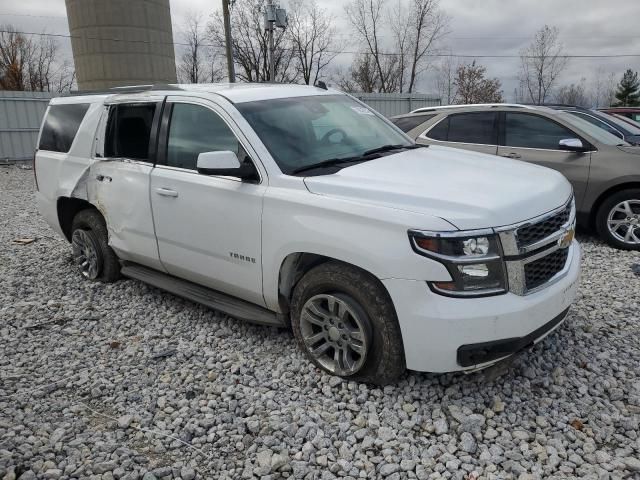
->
[1,164,640,480]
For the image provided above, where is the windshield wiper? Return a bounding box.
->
[362,143,422,156]
[291,156,364,174]
[291,144,424,175]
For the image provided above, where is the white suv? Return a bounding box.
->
[35,83,580,384]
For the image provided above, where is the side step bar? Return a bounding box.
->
[120,263,284,328]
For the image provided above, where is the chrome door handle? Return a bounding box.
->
[501,152,522,159]
[155,187,179,197]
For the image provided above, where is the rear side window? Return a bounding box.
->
[39,103,90,153]
[105,103,156,160]
[505,113,576,150]
[426,112,498,145]
[392,114,435,133]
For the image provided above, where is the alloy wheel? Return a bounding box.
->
[607,200,640,246]
[71,229,101,280]
[299,293,370,376]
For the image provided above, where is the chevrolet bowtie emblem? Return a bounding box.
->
[558,227,575,249]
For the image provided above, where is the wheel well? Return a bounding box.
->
[278,253,331,318]
[276,253,395,324]
[589,182,640,228]
[57,197,95,242]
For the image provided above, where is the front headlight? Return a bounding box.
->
[409,230,507,297]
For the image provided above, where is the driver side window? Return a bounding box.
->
[166,103,240,170]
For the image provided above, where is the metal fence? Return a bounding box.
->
[352,93,441,117]
[0,91,55,162]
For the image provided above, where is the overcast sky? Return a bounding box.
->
[2,0,639,100]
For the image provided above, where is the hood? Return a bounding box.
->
[303,146,572,230]
[618,144,640,154]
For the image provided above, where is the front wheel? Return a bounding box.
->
[290,262,405,384]
[596,189,640,250]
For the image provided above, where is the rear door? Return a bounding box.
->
[497,112,591,204]
[90,101,164,270]
[419,111,499,155]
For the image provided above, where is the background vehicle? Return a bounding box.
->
[393,104,640,249]
[544,105,640,146]
[35,85,580,383]
[601,107,640,123]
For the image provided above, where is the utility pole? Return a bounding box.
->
[264,0,287,83]
[222,0,235,83]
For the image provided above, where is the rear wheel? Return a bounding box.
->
[290,262,405,384]
[596,189,640,250]
[71,209,121,282]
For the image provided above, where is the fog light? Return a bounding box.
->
[458,264,490,278]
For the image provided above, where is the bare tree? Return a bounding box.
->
[287,0,339,85]
[520,25,568,104]
[404,0,448,93]
[345,0,391,92]
[0,25,74,92]
[334,53,379,93]
[178,12,225,83]
[434,54,457,104]
[555,79,589,107]
[345,0,447,93]
[208,0,296,83]
[454,61,503,104]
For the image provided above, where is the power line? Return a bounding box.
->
[2,28,640,59]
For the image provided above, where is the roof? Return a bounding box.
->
[58,82,336,104]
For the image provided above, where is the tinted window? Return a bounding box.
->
[392,114,435,133]
[39,103,90,153]
[426,117,449,141]
[426,113,497,145]
[504,113,576,149]
[166,103,240,170]
[569,112,622,138]
[447,112,497,144]
[105,103,156,160]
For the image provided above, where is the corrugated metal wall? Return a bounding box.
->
[353,93,441,117]
[0,91,55,161]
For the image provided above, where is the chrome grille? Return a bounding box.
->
[497,195,575,295]
[524,248,569,290]
[516,202,572,248]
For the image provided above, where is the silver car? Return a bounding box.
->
[393,104,640,250]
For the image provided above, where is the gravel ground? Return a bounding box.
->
[1,164,640,480]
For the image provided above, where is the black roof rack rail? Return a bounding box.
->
[64,84,182,97]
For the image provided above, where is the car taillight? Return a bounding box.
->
[33,149,39,191]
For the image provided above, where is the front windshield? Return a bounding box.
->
[558,112,630,146]
[598,111,640,135]
[236,94,412,174]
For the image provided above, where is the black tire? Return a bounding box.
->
[290,262,405,385]
[70,209,121,282]
[595,188,640,250]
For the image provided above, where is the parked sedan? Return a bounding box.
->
[600,107,640,123]
[392,104,640,250]
[545,105,640,146]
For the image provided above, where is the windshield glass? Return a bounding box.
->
[598,111,640,134]
[236,94,411,174]
[558,112,630,146]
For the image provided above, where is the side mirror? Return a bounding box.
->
[558,138,586,153]
[196,151,259,182]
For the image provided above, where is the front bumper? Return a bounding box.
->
[383,241,581,372]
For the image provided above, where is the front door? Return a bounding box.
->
[150,97,266,306]
[497,112,591,207]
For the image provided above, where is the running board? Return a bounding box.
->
[120,263,284,327]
